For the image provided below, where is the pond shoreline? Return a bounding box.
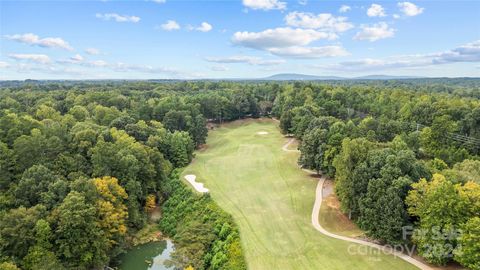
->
[116,240,175,270]
[113,205,176,270]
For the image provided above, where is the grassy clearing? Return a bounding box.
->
[182,119,418,270]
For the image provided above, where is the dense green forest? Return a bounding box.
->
[273,80,480,269]
[0,81,261,270]
[0,79,479,270]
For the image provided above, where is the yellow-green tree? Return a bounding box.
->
[93,176,128,246]
[145,194,156,213]
[406,174,480,266]
[455,217,480,270]
[0,262,21,270]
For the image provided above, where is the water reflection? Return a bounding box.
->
[118,240,174,270]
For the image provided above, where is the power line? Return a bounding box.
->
[414,122,480,148]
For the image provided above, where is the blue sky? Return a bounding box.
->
[0,0,479,79]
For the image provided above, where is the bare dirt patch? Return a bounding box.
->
[148,206,162,222]
[321,180,363,236]
[197,144,209,152]
[323,179,334,196]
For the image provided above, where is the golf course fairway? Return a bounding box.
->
[182,119,419,270]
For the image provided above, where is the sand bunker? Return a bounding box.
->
[184,174,209,193]
[257,131,269,135]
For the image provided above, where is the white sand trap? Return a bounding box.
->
[184,174,209,193]
[257,131,269,135]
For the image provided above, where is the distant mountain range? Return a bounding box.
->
[262,73,425,81]
[263,73,345,80]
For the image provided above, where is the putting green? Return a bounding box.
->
[182,119,418,270]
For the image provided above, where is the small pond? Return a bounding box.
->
[117,240,175,270]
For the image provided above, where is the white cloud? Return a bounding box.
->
[88,60,109,67]
[151,0,166,3]
[85,48,100,55]
[339,5,351,13]
[205,55,285,66]
[326,58,427,71]
[57,57,109,67]
[232,27,344,58]
[298,0,307,5]
[70,54,84,62]
[367,4,386,17]
[9,54,51,64]
[196,22,213,32]
[10,63,90,77]
[0,61,10,69]
[242,0,286,10]
[210,65,229,71]
[232,27,336,50]
[96,13,140,23]
[5,33,73,50]
[110,62,199,78]
[398,2,424,17]
[6,55,200,79]
[317,40,480,71]
[160,20,181,31]
[393,14,401,19]
[354,22,395,42]
[268,45,349,58]
[433,40,480,63]
[284,12,353,32]
[63,58,199,78]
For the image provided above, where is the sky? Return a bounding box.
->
[0,0,479,80]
